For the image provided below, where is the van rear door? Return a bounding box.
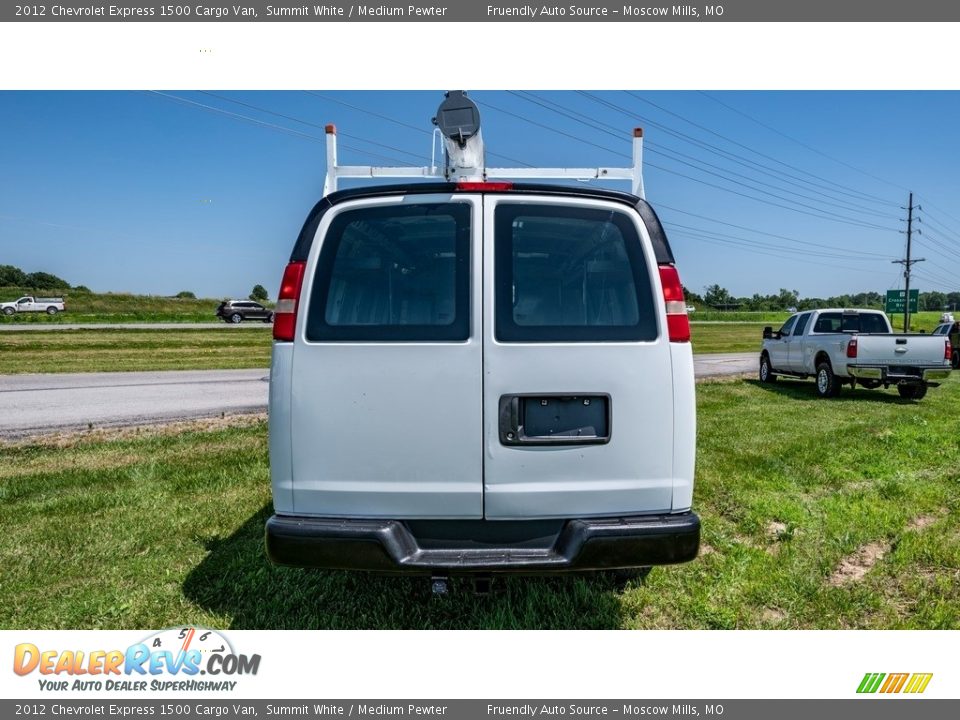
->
[289,194,484,518]
[482,196,677,519]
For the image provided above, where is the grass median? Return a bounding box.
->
[0,324,760,375]
[0,328,273,373]
[2,376,958,629]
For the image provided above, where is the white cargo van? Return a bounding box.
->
[265,93,699,579]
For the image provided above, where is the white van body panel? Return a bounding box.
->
[669,343,696,512]
[268,342,295,514]
[287,194,484,519]
[481,196,676,519]
[273,189,697,527]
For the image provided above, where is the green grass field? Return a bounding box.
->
[0,328,272,373]
[0,311,949,375]
[690,323,766,354]
[2,376,958,630]
[0,325,756,375]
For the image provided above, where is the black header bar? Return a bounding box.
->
[5,0,960,22]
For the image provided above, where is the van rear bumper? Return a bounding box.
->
[265,512,700,574]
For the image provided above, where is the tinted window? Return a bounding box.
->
[813,312,842,333]
[793,313,811,336]
[778,315,798,336]
[495,204,656,342]
[306,203,470,341]
[845,313,889,333]
[934,324,949,336]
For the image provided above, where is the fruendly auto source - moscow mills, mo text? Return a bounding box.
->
[13,2,724,19]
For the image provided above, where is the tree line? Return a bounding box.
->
[686,284,960,312]
[1,264,272,302]
[0,264,73,290]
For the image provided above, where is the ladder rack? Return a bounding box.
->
[321,92,645,199]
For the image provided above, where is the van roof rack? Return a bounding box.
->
[322,90,646,199]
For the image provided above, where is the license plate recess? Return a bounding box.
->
[498,394,611,446]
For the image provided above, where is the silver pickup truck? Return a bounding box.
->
[759,309,951,400]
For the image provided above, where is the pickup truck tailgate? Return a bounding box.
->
[853,335,949,367]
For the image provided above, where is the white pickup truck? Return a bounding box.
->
[1,296,65,316]
[759,308,952,400]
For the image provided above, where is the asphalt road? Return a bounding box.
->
[0,369,270,438]
[0,353,756,437]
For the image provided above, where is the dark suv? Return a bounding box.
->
[216,300,274,324]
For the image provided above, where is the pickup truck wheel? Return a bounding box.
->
[897,383,928,400]
[815,362,841,398]
[952,349,960,370]
[45,306,58,315]
[229,313,243,324]
[759,354,777,383]
[2,307,13,316]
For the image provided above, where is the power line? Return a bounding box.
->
[696,91,906,196]
[664,221,892,262]
[480,97,896,232]
[146,91,414,166]
[199,91,431,162]
[510,91,896,222]
[581,91,898,209]
[911,271,957,291]
[915,194,960,236]
[915,234,960,264]
[653,202,895,258]
[917,208,960,246]
[671,230,896,278]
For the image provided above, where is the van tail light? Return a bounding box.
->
[273,261,306,342]
[658,264,690,343]
[946,339,953,362]
[846,337,858,359]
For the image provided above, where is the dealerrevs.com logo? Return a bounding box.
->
[13,627,261,693]
[857,673,933,694]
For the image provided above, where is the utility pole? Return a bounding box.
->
[892,192,924,332]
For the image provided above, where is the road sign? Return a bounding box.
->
[885,289,919,314]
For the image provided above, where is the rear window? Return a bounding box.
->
[842,313,889,333]
[306,203,471,341]
[494,204,656,342]
[814,312,888,333]
[813,313,842,333]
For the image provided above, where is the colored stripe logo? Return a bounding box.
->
[857,672,933,694]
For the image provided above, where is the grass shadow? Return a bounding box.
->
[182,505,627,630]
[746,378,920,405]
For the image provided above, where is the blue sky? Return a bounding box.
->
[2,90,960,300]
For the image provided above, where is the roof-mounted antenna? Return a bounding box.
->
[432,91,485,182]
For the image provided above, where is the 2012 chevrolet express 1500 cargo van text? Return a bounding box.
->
[265,92,699,580]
